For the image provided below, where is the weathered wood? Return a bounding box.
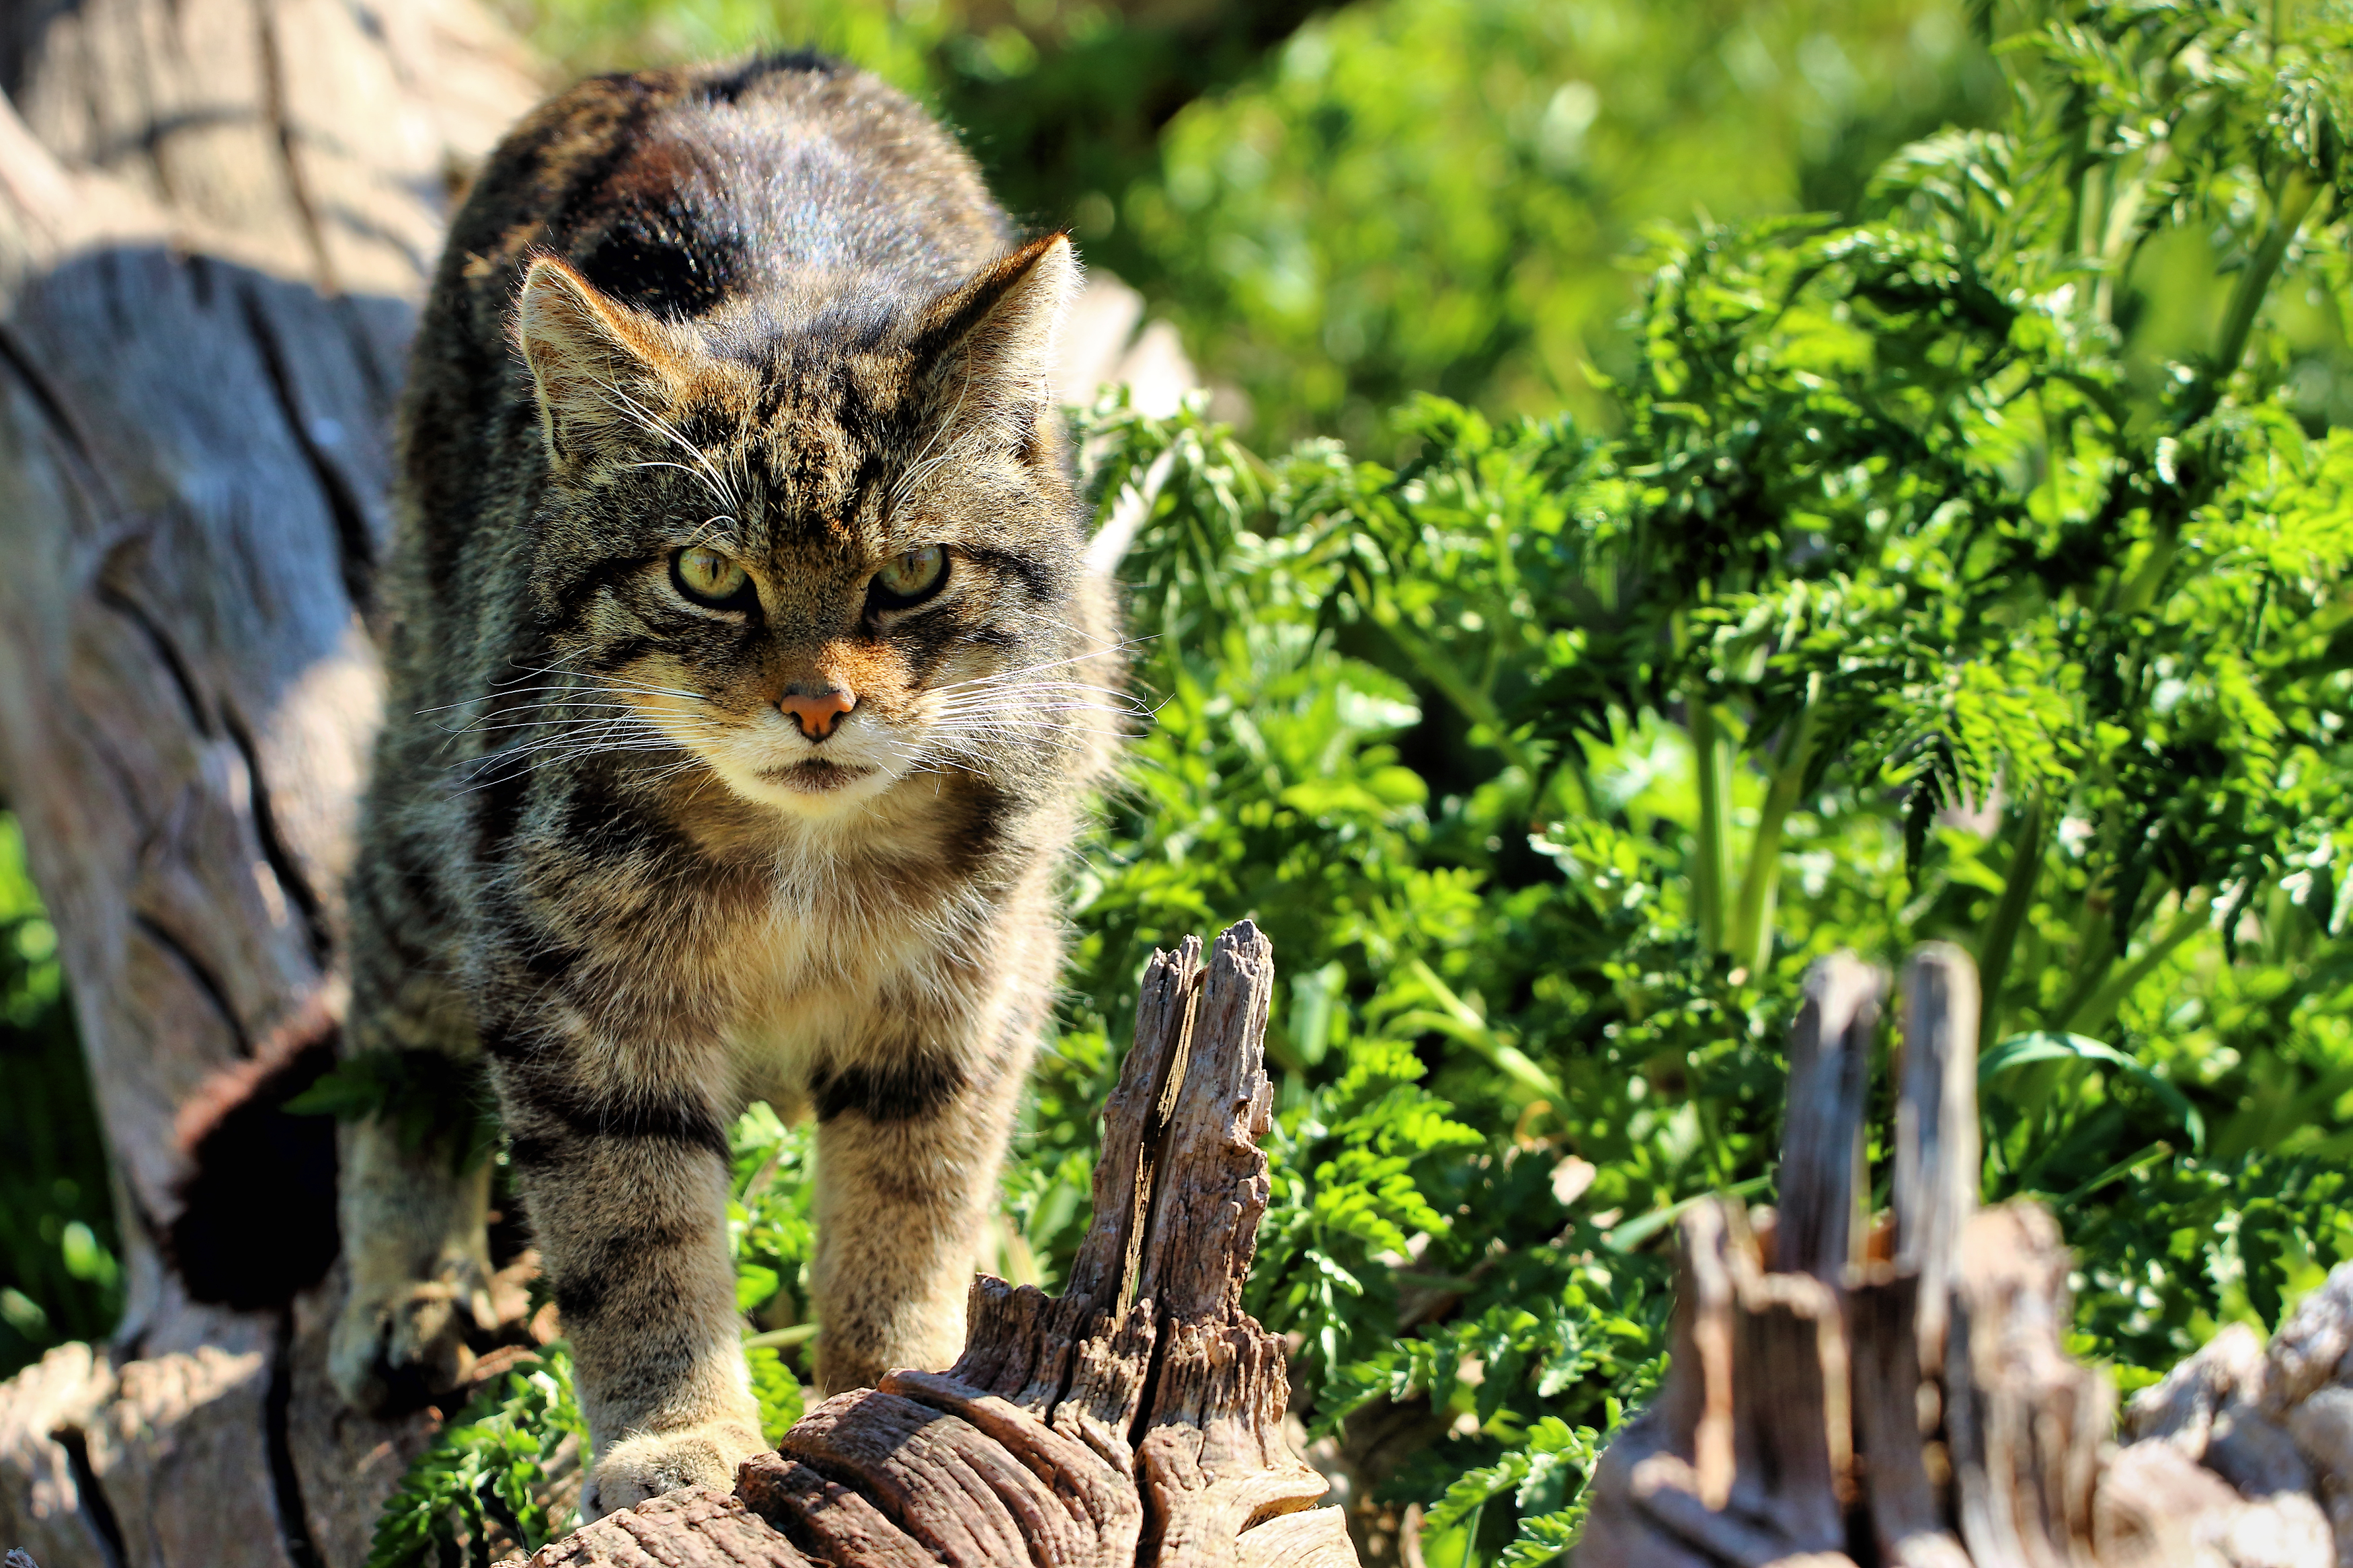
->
[1893,944,1979,1380]
[1776,953,1880,1285]
[513,922,1355,1568]
[1579,946,2353,1567]
[0,3,541,1563]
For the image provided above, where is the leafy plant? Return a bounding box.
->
[368,1346,589,1567]
[0,813,120,1380]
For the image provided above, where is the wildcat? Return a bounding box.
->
[329,53,1118,1518]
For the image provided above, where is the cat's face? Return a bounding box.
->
[508,238,1115,821]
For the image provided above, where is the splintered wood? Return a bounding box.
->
[520,922,1356,1568]
[1581,945,2353,1567]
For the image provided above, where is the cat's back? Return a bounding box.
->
[397,54,1013,593]
[444,52,1006,338]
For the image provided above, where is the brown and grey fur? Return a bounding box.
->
[330,54,1118,1517]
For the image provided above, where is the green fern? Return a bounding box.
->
[366,1348,586,1568]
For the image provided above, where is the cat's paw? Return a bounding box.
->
[585,1421,767,1520]
[327,1267,484,1414]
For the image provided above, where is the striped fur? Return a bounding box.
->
[331,54,1119,1518]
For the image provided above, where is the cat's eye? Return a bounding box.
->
[871,545,948,608]
[672,546,753,608]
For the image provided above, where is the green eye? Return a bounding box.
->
[673,546,751,607]
[873,545,948,606]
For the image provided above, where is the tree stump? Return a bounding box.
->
[503,921,1357,1568]
[1578,945,2353,1568]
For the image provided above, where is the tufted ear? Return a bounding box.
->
[912,233,1079,439]
[514,256,696,464]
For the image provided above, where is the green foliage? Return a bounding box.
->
[727,1100,817,1337]
[1127,0,2003,445]
[0,814,120,1378]
[368,1347,590,1568]
[1012,8,2353,1546]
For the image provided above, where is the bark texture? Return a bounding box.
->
[1577,945,2353,1568]
[512,922,1357,1568]
[0,3,539,1564]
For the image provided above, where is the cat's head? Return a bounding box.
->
[504,234,1119,821]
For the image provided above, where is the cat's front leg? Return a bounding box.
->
[808,1032,1033,1394]
[495,1042,764,1520]
[329,1109,494,1410]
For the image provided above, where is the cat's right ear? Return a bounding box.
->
[514,257,684,465]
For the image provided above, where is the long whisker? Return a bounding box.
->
[889,366,974,513]
[593,380,740,512]
[483,667,720,704]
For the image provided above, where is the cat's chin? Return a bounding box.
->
[717,756,898,817]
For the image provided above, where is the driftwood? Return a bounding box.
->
[497,921,1355,1568]
[1578,944,2353,1568]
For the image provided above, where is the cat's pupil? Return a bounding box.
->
[675,546,749,606]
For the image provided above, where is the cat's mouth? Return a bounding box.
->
[759,759,877,794]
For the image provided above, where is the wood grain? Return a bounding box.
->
[0,3,539,1562]
[508,923,1351,1567]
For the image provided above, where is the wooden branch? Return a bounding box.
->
[514,923,1356,1568]
[1582,944,2353,1567]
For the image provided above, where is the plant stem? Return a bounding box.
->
[1689,696,1735,955]
[2049,918,2120,1034]
[1975,786,2047,1051]
[1728,675,1820,976]
[742,1323,818,1352]
[2210,175,2324,406]
[2061,889,2213,1036]
[1404,956,1564,1101]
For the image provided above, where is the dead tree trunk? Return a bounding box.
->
[504,922,1357,1568]
[0,4,539,1565]
[1578,945,2353,1567]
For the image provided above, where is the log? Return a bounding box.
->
[1578,945,2353,1567]
[507,922,1357,1568]
[0,5,541,1564]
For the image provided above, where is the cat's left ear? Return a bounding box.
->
[514,255,696,465]
[913,233,1078,442]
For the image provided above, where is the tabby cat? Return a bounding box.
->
[330,54,1119,1518]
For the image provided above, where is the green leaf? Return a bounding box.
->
[1981,1033,2206,1154]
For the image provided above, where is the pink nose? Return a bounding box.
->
[779,686,855,739]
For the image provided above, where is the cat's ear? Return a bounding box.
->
[913,233,1078,438]
[514,256,690,464]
